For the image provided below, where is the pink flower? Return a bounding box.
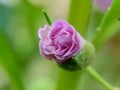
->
[38,19,86,63]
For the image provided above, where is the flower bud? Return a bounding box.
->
[38,19,95,71]
[38,19,85,62]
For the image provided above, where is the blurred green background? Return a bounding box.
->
[0,0,120,90]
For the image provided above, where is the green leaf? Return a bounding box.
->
[68,0,93,37]
[92,0,120,50]
[0,30,24,90]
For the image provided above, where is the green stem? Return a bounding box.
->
[42,9,52,25]
[56,0,92,90]
[86,66,119,90]
[68,0,93,37]
[56,69,82,90]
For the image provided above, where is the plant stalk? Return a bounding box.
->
[86,66,119,90]
[56,69,82,90]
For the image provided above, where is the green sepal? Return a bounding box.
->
[73,41,95,69]
[58,58,80,71]
[58,41,95,71]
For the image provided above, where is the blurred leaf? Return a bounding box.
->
[0,30,24,90]
[86,11,104,40]
[15,1,45,65]
[22,0,43,41]
[2,1,45,67]
[68,0,93,37]
[92,0,120,50]
[0,4,11,32]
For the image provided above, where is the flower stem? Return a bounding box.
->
[86,66,119,90]
[42,9,52,25]
[56,0,93,90]
[56,69,82,90]
[68,0,92,37]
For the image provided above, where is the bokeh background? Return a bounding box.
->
[0,0,120,90]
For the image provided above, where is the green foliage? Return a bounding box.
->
[92,0,120,50]
[0,0,44,89]
[0,31,24,90]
